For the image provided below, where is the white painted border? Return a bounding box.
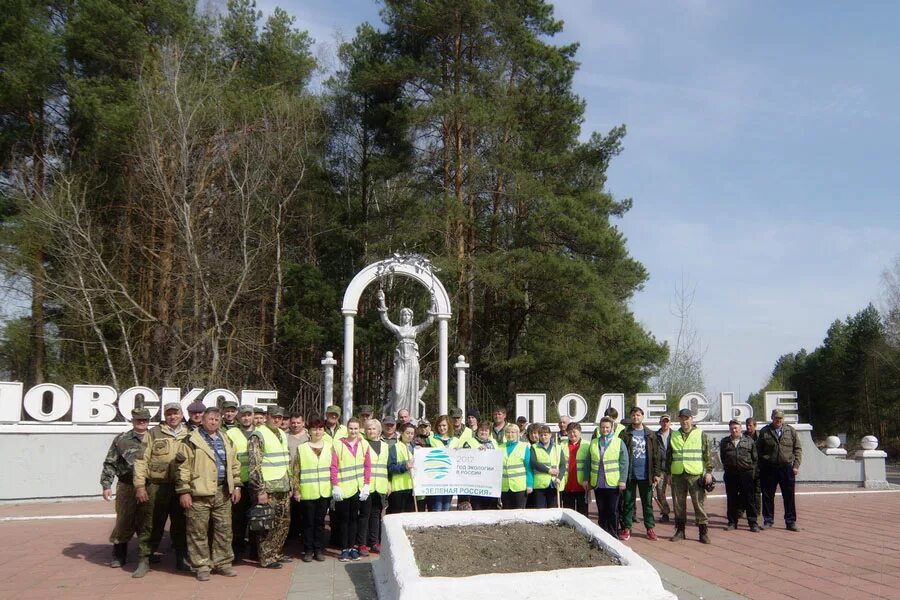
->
[373,509,676,600]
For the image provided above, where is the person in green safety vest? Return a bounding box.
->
[665,408,713,544]
[225,405,255,562]
[585,416,629,537]
[387,423,417,514]
[531,424,565,508]
[248,406,292,569]
[330,418,371,562]
[501,424,533,510]
[357,419,388,556]
[292,417,334,563]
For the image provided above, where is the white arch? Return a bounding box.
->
[341,258,452,317]
[339,257,452,422]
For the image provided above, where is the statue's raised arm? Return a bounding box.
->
[413,294,437,335]
[376,288,400,335]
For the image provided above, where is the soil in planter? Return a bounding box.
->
[406,522,620,577]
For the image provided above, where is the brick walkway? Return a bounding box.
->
[0,488,898,600]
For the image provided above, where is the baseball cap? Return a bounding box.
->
[660,414,671,422]
[771,409,785,419]
[163,402,182,413]
[358,404,374,414]
[222,400,238,409]
[238,404,254,414]
[268,406,285,418]
[449,407,463,418]
[325,405,342,417]
[677,408,693,418]
[132,407,151,420]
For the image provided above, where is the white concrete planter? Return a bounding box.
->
[373,508,676,600]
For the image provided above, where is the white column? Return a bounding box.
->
[454,355,469,415]
[321,351,337,415]
[342,313,355,424]
[438,317,449,416]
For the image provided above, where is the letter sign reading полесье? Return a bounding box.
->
[0,382,277,424]
[515,391,799,425]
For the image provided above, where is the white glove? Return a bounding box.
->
[359,484,370,502]
[332,487,344,502]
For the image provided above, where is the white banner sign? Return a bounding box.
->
[413,448,503,498]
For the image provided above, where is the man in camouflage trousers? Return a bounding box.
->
[249,406,292,569]
[176,406,242,581]
[132,402,189,577]
[100,407,151,568]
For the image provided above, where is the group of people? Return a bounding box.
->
[101,400,803,580]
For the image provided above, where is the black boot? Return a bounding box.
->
[670,521,685,542]
[175,551,191,572]
[699,524,710,544]
[110,543,127,568]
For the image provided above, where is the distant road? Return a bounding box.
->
[887,462,900,485]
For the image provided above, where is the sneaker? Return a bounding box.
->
[646,528,658,541]
[349,548,361,561]
[371,544,381,554]
[358,545,370,557]
[619,528,631,541]
[339,550,350,562]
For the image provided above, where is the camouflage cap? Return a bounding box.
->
[268,406,286,418]
[187,401,206,414]
[132,407,151,420]
[449,407,463,418]
[357,404,375,415]
[325,405,342,417]
[222,400,238,409]
[163,402,182,413]
[771,409,785,419]
[253,405,267,414]
[238,404,254,414]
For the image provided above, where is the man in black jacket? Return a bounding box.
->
[720,420,759,531]
[757,409,802,531]
[620,407,661,541]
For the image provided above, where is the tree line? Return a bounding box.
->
[0,0,667,414]
[750,258,900,454]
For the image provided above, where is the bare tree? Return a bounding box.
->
[652,277,708,413]
[881,254,900,347]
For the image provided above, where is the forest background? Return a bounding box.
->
[1,0,898,452]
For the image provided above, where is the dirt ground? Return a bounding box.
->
[406,521,620,577]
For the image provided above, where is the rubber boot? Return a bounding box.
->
[670,521,685,542]
[131,558,150,578]
[110,543,127,568]
[175,551,191,572]
[699,524,710,545]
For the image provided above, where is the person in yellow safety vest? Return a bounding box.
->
[531,424,565,508]
[248,406,292,569]
[665,408,713,544]
[323,404,348,444]
[387,423,417,514]
[330,417,371,562]
[356,419,388,556]
[584,416,629,537]
[467,421,498,510]
[501,424,534,510]
[425,415,455,511]
[450,407,473,443]
[292,417,334,563]
[252,406,267,427]
[560,422,591,518]
[225,405,255,561]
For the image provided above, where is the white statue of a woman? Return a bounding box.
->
[377,288,436,420]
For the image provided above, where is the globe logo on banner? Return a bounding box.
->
[422,448,451,480]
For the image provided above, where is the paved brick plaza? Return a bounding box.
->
[0,487,897,600]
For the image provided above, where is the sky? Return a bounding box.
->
[250,0,900,400]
